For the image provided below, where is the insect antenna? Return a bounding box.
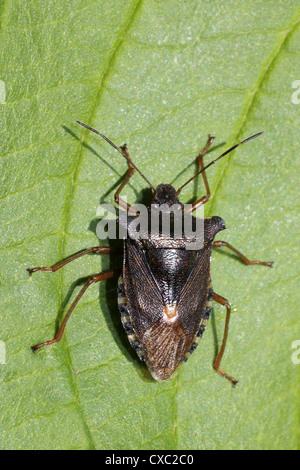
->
[176,132,263,195]
[77,121,155,194]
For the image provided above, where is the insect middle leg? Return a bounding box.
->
[212,292,238,385]
[185,135,215,213]
[27,246,121,275]
[213,241,273,267]
[32,269,120,351]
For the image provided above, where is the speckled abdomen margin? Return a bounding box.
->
[183,281,213,361]
[117,274,145,361]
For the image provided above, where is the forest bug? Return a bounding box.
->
[28,122,273,384]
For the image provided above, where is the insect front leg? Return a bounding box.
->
[27,246,121,275]
[185,135,215,213]
[213,241,273,267]
[32,269,120,351]
[114,144,138,215]
[212,292,238,385]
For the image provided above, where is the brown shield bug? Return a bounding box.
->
[28,122,273,384]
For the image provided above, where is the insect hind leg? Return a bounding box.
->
[213,292,238,385]
[32,269,119,352]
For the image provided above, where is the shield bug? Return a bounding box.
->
[28,122,273,384]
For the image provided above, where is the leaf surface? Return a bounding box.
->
[0,0,299,450]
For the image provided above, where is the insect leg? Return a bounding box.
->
[212,292,238,385]
[185,136,215,213]
[32,269,120,351]
[213,241,273,267]
[114,145,138,215]
[76,121,155,194]
[27,246,121,276]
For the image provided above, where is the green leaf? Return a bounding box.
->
[0,0,299,450]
